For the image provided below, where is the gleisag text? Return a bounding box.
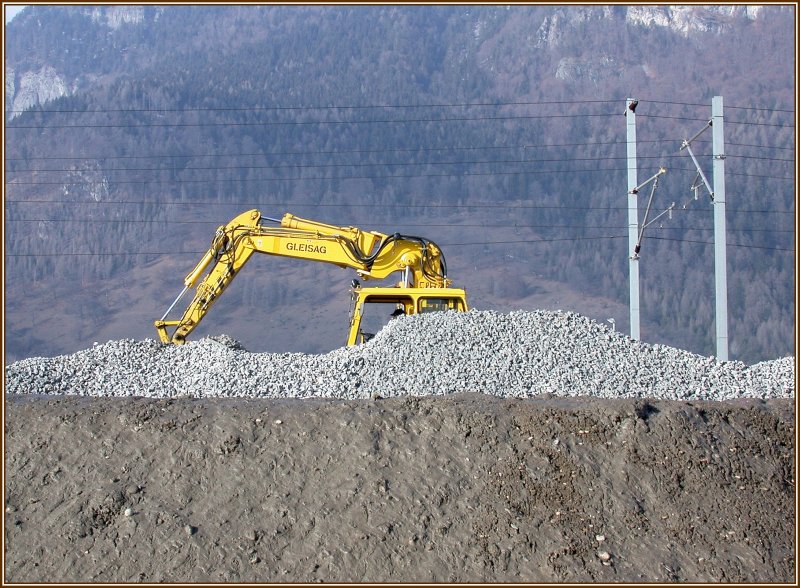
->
[286,242,327,254]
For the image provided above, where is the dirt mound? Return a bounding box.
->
[4,393,795,583]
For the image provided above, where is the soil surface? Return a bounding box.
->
[3,393,796,583]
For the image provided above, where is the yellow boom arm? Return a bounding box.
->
[154,209,460,344]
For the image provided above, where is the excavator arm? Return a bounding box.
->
[155,209,464,345]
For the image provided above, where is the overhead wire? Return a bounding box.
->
[4,198,795,215]
[5,217,794,235]
[1,140,631,162]
[6,236,793,257]
[29,139,791,164]
[725,120,796,128]
[726,141,795,151]
[636,114,794,128]
[5,98,621,115]
[3,155,654,174]
[3,166,635,186]
[645,236,795,252]
[3,235,627,258]
[5,111,620,130]
[5,100,794,260]
[8,152,796,175]
[9,98,793,115]
[639,98,794,113]
[4,166,794,186]
[725,154,795,162]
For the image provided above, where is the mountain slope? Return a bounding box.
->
[4,5,795,363]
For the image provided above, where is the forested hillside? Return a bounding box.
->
[4,5,795,364]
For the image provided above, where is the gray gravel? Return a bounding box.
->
[5,310,795,401]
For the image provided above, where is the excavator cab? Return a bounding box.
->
[347,285,468,346]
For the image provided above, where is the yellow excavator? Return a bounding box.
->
[155,209,468,346]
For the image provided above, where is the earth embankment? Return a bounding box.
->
[4,393,795,583]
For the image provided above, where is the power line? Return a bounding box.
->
[1,140,628,162]
[8,151,794,174]
[7,234,793,257]
[5,112,619,130]
[0,140,718,162]
[5,156,641,174]
[0,199,636,210]
[6,154,719,174]
[646,236,795,252]
[3,235,627,257]
[6,98,620,115]
[725,170,795,180]
[632,99,708,108]
[641,114,796,128]
[2,166,633,186]
[723,105,796,114]
[726,120,796,128]
[10,98,793,116]
[640,114,711,122]
[727,141,795,151]
[6,217,794,234]
[641,99,795,114]
[443,236,625,246]
[4,198,794,215]
[726,154,795,163]
[447,236,795,251]
[4,251,205,258]
[5,165,794,186]
[723,209,795,215]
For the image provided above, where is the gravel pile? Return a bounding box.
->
[5,310,795,401]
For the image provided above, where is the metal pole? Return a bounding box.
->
[626,98,640,340]
[712,96,729,360]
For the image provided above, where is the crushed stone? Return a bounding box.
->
[4,310,795,401]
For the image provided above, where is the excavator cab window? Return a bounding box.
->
[358,298,412,342]
[418,297,465,313]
